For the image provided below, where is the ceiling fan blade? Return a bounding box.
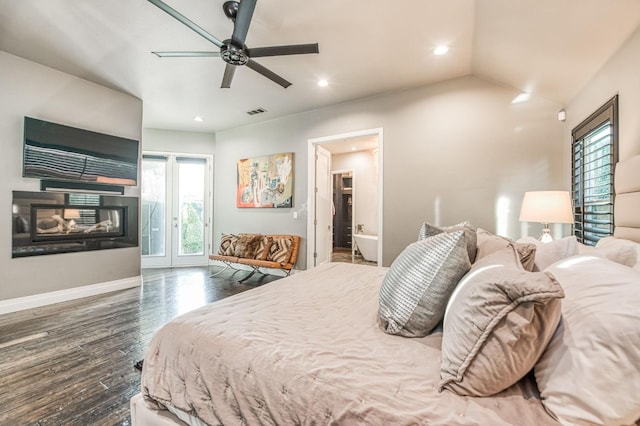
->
[221,64,237,88]
[247,43,319,58]
[147,0,223,48]
[152,51,221,58]
[231,0,257,46]
[246,59,291,88]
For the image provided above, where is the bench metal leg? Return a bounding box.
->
[211,260,292,283]
[209,264,230,278]
[209,261,242,278]
[238,267,260,283]
[238,267,292,283]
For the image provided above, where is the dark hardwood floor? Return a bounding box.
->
[0,266,280,425]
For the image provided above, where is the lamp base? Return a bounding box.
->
[540,224,553,243]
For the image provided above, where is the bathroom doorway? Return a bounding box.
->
[307,128,383,268]
[332,170,354,260]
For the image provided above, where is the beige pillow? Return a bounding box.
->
[476,228,536,271]
[379,230,471,337]
[218,234,238,256]
[417,221,477,262]
[233,234,262,258]
[439,246,564,397]
[255,236,273,260]
[516,235,578,271]
[266,237,294,264]
[535,255,640,425]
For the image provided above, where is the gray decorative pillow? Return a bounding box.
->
[417,221,477,263]
[439,246,564,397]
[379,230,472,337]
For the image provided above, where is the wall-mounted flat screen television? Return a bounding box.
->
[23,117,139,186]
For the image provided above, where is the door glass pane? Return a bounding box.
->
[141,159,166,256]
[178,161,205,256]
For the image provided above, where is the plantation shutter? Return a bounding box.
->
[571,96,618,245]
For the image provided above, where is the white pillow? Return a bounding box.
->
[516,236,578,271]
[535,255,640,425]
[595,236,640,267]
[576,241,599,255]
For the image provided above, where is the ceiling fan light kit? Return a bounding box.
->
[147,0,319,89]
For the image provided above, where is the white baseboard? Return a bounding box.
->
[0,275,142,316]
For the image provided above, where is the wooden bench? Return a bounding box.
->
[209,233,300,282]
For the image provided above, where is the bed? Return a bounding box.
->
[131,155,640,426]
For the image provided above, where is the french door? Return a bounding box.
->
[141,154,212,267]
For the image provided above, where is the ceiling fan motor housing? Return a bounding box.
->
[221,41,249,65]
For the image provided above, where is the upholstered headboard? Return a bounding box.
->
[613,154,640,243]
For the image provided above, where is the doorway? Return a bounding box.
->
[141,153,213,268]
[332,170,355,260]
[307,128,383,268]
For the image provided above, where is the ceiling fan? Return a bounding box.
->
[147,0,319,89]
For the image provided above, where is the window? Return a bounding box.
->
[571,95,618,245]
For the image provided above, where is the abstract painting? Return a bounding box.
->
[237,152,294,208]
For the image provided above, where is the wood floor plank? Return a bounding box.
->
[0,266,279,425]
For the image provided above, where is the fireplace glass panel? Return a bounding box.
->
[32,205,125,242]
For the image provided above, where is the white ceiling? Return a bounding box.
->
[1,0,639,133]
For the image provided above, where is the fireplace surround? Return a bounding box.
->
[12,190,138,258]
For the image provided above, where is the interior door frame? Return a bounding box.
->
[306,128,384,268]
[141,151,214,268]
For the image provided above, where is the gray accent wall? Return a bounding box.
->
[0,51,142,301]
[565,24,640,163]
[215,75,565,267]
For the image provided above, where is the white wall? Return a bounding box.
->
[0,51,143,301]
[142,128,216,155]
[332,150,378,236]
[565,25,640,162]
[215,75,565,267]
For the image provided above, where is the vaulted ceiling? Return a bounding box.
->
[1,0,639,132]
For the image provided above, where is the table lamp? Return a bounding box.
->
[519,191,573,243]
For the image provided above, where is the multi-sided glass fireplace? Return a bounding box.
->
[12,190,138,257]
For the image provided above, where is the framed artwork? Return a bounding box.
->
[237,152,294,208]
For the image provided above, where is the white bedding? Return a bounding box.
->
[140,262,557,426]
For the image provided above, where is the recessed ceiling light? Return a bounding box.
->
[317,79,329,87]
[351,147,356,151]
[511,93,530,104]
[194,115,204,122]
[433,45,449,56]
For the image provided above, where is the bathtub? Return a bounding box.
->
[353,233,378,263]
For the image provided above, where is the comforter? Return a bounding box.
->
[141,262,557,425]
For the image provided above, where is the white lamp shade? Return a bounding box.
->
[519,191,573,224]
